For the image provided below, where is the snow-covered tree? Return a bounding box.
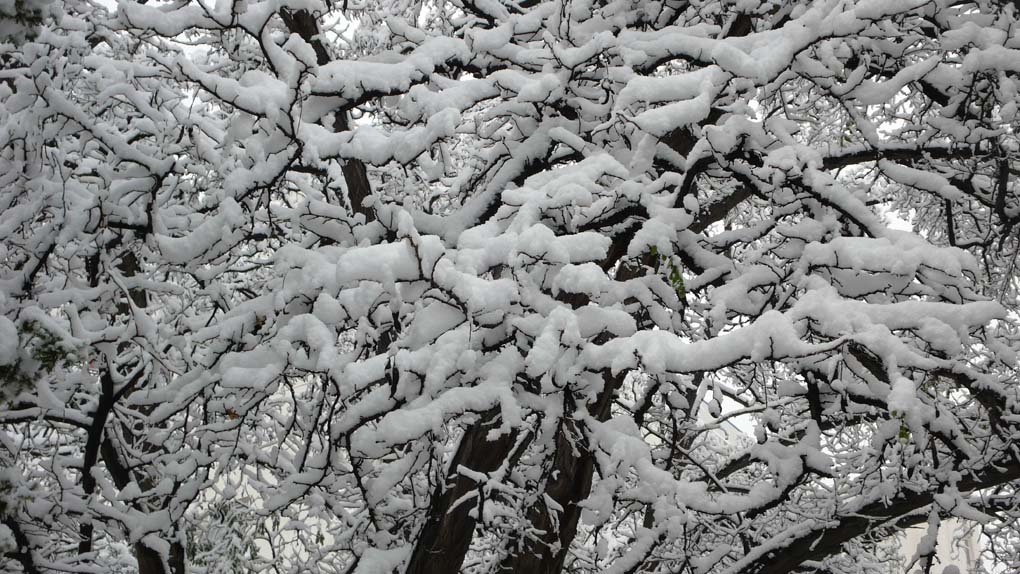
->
[2,1,1020,574]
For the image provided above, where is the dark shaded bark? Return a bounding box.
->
[494,255,655,574]
[496,370,623,574]
[3,516,41,574]
[404,408,520,574]
[77,371,121,556]
[118,251,148,310]
[822,145,978,171]
[279,9,374,221]
[741,460,1020,574]
[100,434,186,574]
[78,243,185,574]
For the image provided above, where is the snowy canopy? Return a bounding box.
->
[2,1,1020,574]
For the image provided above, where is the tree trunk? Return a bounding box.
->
[80,247,186,574]
[279,9,373,220]
[496,371,621,574]
[404,408,520,574]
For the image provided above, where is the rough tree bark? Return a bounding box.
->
[404,408,521,574]
[279,9,373,221]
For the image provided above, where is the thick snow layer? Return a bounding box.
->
[0,316,17,365]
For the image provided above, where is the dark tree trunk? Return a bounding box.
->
[279,9,374,221]
[496,371,621,574]
[404,408,520,574]
[79,245,186,574]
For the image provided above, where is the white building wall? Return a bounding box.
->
[900,519,982,574]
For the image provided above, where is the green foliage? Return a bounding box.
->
[24,320,75,371]
[898,424,911,443]
[0,320,77,403]
[649,246,686,300]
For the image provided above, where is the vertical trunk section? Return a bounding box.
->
[496,371,622,574]
[80,247,186,574]
[279,9,373,220]
[496,256,661,574]
[404,408,519,574]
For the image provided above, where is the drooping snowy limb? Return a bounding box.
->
[736,459,1020,574]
